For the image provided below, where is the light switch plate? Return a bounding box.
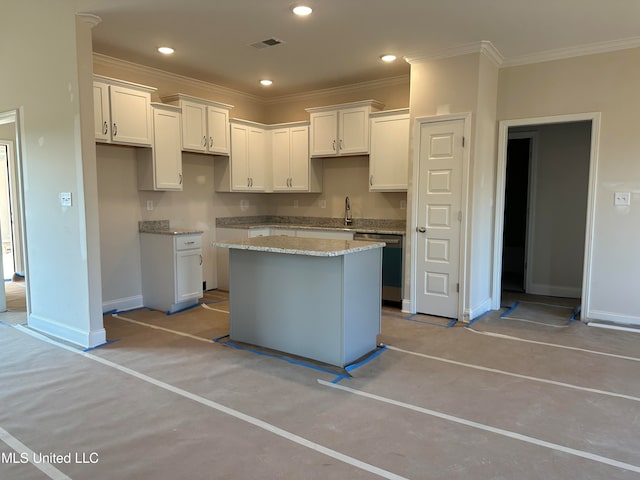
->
[59,192,72,207]
[614,192,631,206]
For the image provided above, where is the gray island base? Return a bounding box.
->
[216,236,384,367]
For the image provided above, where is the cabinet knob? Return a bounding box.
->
[417,227,427,233]
[103,121,108,135]
[113,123,117,136]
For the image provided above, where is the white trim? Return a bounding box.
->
[404,41,504,67]
[588,310,640,327]
[465,297,492,323]
[102,295,144,313]
[28,313,106,348]
[409,113,472,319]
[588,322,640,334]
[492,113,600,322]
[502,36,640,67]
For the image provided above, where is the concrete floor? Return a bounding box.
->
[1,291,639,479]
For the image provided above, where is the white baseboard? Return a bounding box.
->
[465,297,493,323]
[102,295,144,314]
[587,309,640,327]
[28,313,106,348]
[527,283,581,298]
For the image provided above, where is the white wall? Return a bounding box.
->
[498,48,640,325]
[1,2,105,346]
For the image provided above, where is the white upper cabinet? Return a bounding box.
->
[93,75,155,147]
[137,104,183,191]
[162,94,233,155]
[271,123,322,192]
[306,100,383,157]
[215,119,267,192]
[369,109,410,192]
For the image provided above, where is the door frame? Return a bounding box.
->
[492,112,601,319]
[409,113,472,319]
[0,109,30,313]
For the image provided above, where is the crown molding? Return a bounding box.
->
[77,13,102,28]
[404,41,504,67]
[502,36,640,67]
[263,75,410,106]
[94,53,409,106]
[93,53,264,103]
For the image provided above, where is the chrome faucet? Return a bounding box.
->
[344,196,353,226]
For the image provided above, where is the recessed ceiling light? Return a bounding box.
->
[380,54,397,62]
[158,47,175,55]
[292,5,313,16]
[260,79,273,86]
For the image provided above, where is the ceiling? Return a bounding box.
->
[80,0,640,98]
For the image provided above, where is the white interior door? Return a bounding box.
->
[416,119,464,318]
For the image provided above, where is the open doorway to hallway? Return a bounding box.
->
[0,143,16,280]
[493,114,599,324]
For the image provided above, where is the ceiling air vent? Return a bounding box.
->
[250,38,285,49]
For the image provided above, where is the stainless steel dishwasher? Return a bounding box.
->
[354,232,403,304]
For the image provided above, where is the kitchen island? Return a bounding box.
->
[216,235,384,367]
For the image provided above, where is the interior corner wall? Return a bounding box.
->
[407,53,498,318]
[1,1,105,346]
[498,48,640,325]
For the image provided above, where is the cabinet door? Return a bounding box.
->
[271,128,291,191]
[181,100,207,152]
[339,106,369,155]
[176,250,203,303]
[207,106,230,155]
[153,108,183,190]
[289,126,310,190]
[247,127,266,190]
[369,114,410,191]
[93,81,110,142]
[109,85,152,146]
[309,111,337,157]
[230,123,250,190]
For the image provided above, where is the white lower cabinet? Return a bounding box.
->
[140,233,203,313]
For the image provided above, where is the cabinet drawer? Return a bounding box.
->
[175,235,202,250]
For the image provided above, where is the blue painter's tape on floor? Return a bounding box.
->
[102,309,118,315]
[83,339,120,352]
[0,320,11,327]
[214,337,338,376]
[500,301,520,318]
[330,345,388,384]
[212,334,230,342]
[466,309,493,328]
[114,306,150,315]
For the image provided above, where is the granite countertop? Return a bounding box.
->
[216,216,406,235]
[139,220,203,236]
[216,235,385,257]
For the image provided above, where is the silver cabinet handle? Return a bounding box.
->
[202,136,207,147]
[209,136,213,148]
[199,254,203,266]
[250,177,253,187]
[247,177,251,187]
[369,175,373,186]
[113,123,117,136]
[339,139,344,150]
[185,241,195,245]
[332,139,336,151]
[179,173,183,185]
[417,227,427,233]
[103,121,108,135]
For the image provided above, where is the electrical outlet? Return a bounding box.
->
[614,192,631,206]
[146,200,154,211]
[240,199,250,211]
[59,192,72,207]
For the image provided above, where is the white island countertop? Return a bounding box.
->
[216,235,384,257]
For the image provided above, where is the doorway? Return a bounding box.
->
[493,114,599,318]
